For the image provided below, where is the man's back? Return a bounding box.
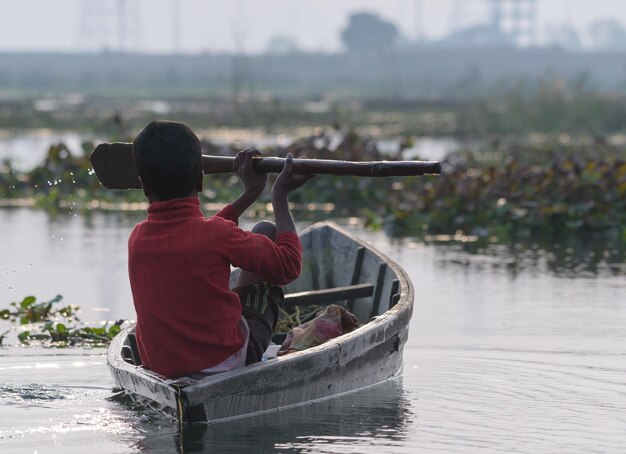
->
[128,197,302,377]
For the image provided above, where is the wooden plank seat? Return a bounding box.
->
[283,283,374,309]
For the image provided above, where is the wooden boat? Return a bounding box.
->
[107,221,414,424]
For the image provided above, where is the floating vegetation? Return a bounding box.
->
[0,141,145,210]
[0,128,624,239]
[0,295,126,347]
[389,146,626,238]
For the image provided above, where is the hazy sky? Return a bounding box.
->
[1,0,625,53]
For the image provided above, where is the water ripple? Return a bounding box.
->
[405,347,626,453]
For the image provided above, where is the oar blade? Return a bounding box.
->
[90,142,141,189]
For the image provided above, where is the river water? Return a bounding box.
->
[0,208,625,453]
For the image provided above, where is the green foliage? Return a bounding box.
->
[17,331,30,344]
[3,294,69,325]
[0,139,146,207]
[270,132,626,238]
[0,295,126,347]
[1,128,625,239]
[389,145,626,237]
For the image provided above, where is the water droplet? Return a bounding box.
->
[28,264,33,268]
[51,235,55,239]
[8,287,13,292]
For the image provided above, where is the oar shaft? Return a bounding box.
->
[204,155,441,177]
[90,142,441,190]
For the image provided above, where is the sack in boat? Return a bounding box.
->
[277,304,359,356]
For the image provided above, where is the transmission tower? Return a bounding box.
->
[487,0,538,47]
[77,0,140,52]
[116,0,140,51]
[171,0,181,53]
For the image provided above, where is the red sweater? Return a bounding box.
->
[128,197,302,378]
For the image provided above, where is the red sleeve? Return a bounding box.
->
[212,204,239,225]
[218,221,302,285]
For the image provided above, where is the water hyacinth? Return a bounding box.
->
[0,295,125,347]
[0,129,624,238]
[390,147,626,237]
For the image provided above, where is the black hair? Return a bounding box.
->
[133,120,202,201]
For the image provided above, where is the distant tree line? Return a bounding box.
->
[3,46,626,100]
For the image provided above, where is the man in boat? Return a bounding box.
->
[128,120,314,378]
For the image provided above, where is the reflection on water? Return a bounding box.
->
[126,380,413,453]
[0,348,144,453]
[386,230,626,278]
[433,233,625,278]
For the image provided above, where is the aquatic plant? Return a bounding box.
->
[0,128,625,239]
[0,295,125,347]
[387,147,626,238]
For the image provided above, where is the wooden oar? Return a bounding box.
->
[90,142,442,190]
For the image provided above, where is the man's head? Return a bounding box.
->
[133,120,203,201]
